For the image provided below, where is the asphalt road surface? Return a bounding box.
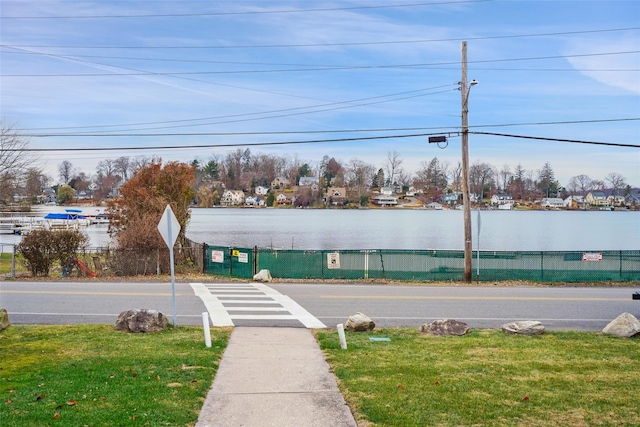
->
[1,281,638,331]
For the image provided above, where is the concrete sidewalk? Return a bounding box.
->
[196,327,358,427]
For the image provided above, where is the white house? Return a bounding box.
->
[244,196,265,207]
[490,193,513,207]
[607,194,626,207]
[564,195,587,209]
[276,193,295,205]
[221,190,245,206]
[372,194,398,206]
[540,197,564,208]
[255,185,269,196]
[586,191,607,206]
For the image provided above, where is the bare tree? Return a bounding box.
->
[0,122,40,203]
[605,172,626,195]
[131,155,154,173]
[23,167,50,202]
[448,162,462,193]
[346,158,375,195]
[498,164,512,192]
[567,174,593,195]
[469,161,496,199]
[385,150,403,186]
[96,159,116,178]
[113,156,132,181]
[58,160,75,184]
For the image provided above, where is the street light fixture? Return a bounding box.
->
[460,42,476,283]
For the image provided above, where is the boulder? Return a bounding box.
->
[501,320,545,335]
[420,319,469,336]
[0,308,9,332]
[344,312,375,332]
[602,312,640,338]
[114,309,169,333]
[253,269,272,282]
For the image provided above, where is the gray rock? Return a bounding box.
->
[602,312,640,338]
[344,312,375,332]
[253,269,272,282]
[420,319,469,336]
[501,320,545,335]
[0,308,9,332]
[114,309,169,333]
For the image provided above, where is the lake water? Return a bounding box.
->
[1,207,638,252]
[185,208,639,252]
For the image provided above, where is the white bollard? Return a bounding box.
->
[337,323,347,350]
[202,312,212,348]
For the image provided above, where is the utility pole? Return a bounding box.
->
[460,41,473,282]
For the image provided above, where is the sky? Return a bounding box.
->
[1,0,639,188]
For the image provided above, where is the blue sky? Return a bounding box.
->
[1,0,639,187]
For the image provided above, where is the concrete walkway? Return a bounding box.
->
[196,327,358,427]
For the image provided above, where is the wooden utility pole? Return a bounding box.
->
[461,41,473,282]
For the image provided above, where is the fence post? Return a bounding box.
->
[229,247,233,277]
[11,244,16,278]
[540,251,544,281]
[619,250,622,281]
[253,246,258,276]
[202,243,207,274]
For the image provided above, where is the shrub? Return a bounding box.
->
[17,229,56,276]
[17,229,89,277]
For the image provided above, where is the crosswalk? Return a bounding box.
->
[190,282,326,329]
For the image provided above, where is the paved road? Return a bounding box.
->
[1,281,638,331]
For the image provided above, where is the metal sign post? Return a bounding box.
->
[157,205,181,327]
[476,210,481,283]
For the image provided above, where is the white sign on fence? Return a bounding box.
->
[327,252,341,269]
[582,252,603,262]
[211,250,224,263]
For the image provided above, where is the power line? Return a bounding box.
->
[1,1,488,19]
[8,133,438,152]
[4,51,638,77]
[10,129,639,152]
[19,117,640,135]
[471,131,640,148]
[3,27,637,49]
[2,49,637,72]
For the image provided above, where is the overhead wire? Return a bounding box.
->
[3,27,637,49]
[0,1,490,19]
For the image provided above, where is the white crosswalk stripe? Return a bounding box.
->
[190,282,326,329]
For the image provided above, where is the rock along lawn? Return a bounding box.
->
[1,325,230,426]
[316,328,640,427]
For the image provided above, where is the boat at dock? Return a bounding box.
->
[44,208,90,230]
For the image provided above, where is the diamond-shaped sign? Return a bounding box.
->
[157,205,181,248]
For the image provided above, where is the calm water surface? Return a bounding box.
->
[1,207,638,252]
[185,208,640,252]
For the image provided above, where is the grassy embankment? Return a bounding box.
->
[316,328,640,427]
[3,325,639,426]
[1,325,231,426]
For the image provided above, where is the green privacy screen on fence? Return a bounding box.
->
[204,245,640,282]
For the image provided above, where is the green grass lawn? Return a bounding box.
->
[1,325,230,426]
[316,328,640,427]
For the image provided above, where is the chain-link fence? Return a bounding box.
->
[1,241,205,278]
[204,245,640,282]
